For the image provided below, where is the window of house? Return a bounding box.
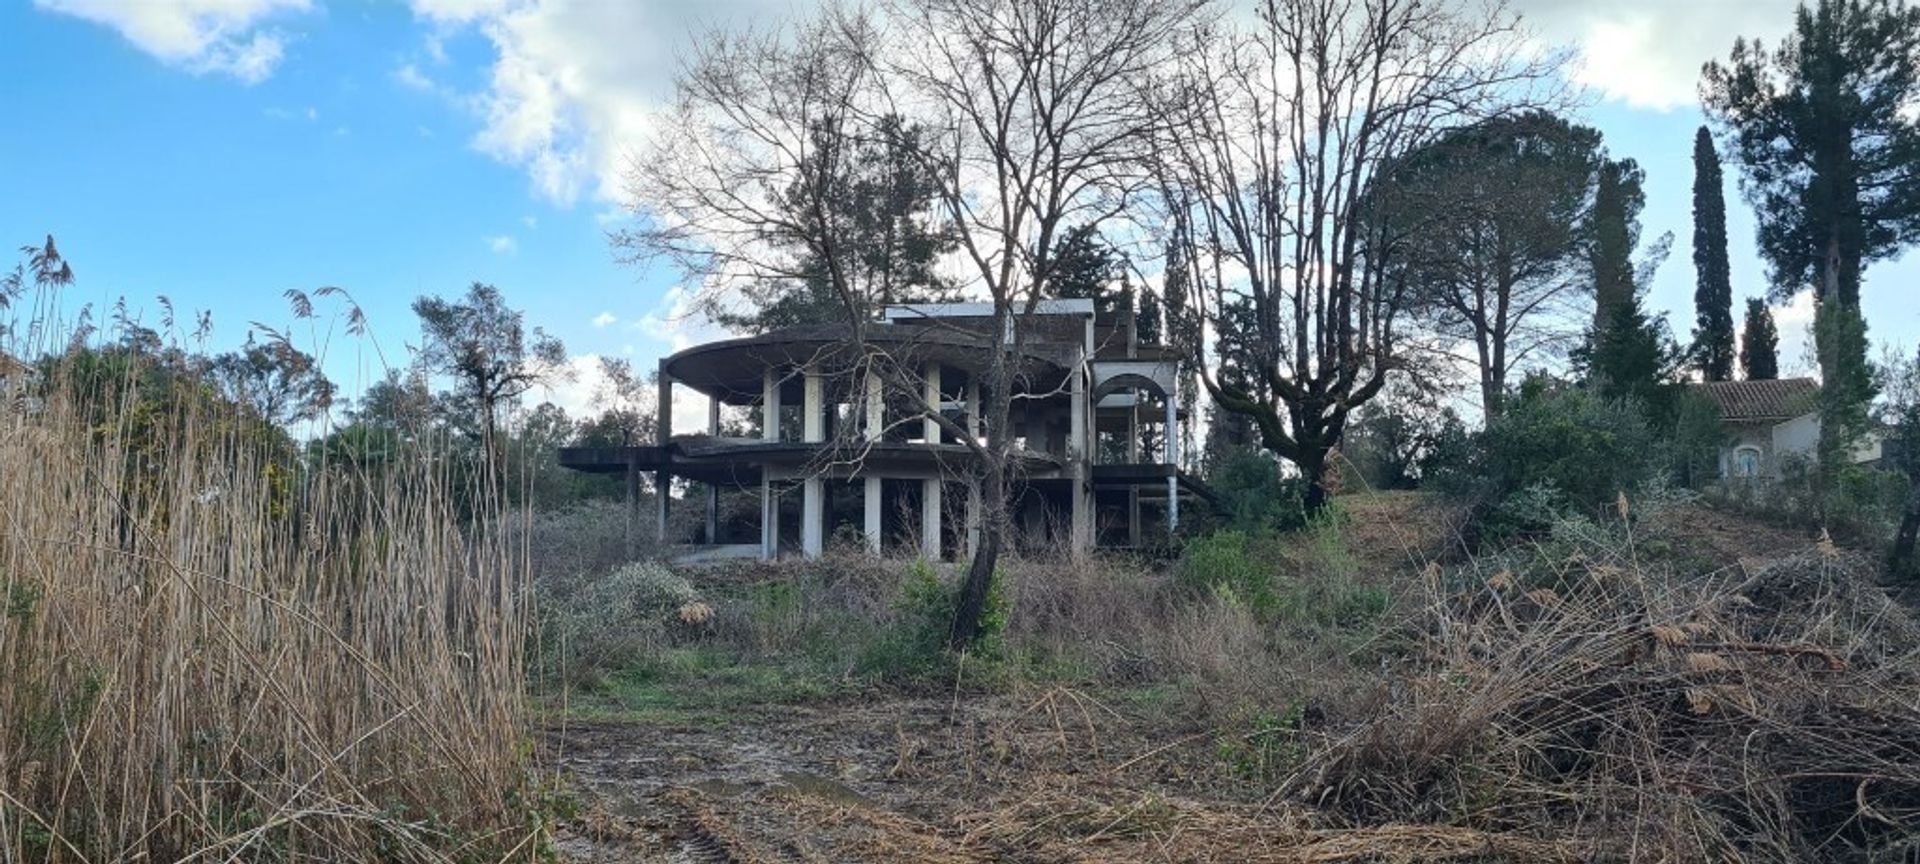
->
[1733,445,1762,478]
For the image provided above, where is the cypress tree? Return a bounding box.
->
[1691,127,1737,380]
[1741,297,1780,380]
[1703,0,1920,477]
[1584,157,1671,407]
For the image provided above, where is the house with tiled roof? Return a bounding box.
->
[1691,377,1881,481]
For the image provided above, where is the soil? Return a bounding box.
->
[543,495,1843,863]
[542,690,1576,863]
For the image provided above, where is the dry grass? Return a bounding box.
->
[0,345,540,860]
[1288,542,1920,862]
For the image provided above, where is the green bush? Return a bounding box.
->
[1178,529,1277,614]
[1431,378,1658,540]
[858,558,1010,681]
[1204,448,1308,533]
[1177,520,1389,628]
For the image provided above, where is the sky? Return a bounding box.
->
[2,0,1917,426]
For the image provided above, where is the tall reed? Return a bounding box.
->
[0,327,540,860]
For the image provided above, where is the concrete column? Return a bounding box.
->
[1069,357,1091,557]
[1166,385,1180,534]
[656,367,672,544]
[803,366,825,443]
[965,376,981,442]
[864,476,883,554]
[921,479,943,560]
[922,363,943,443]
[706,395,721,544]
[1127,386,1141,548]
[802,478,824,558]
[760,478,779,559]
[865,370,884,441]
[802,365,825,558]
[762,367,782,442]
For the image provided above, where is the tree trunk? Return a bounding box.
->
[1302,449,1330,515]
[947,524,1002,649]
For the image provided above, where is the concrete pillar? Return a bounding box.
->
[922,478,943,560]
[706,395,721,544]
[762,367,782,442]
[1069,358,1091,557]
[1166,384,1180,534]
[922,363,943,443]
[656,367,672,544]
[760,478,779,559]
[865,370,884,441]
[802,478,824,558]
[803,366,825,443]
[1127,386,1141,548]
[864,476,883,554]
[762,369,782,559]
[802,365,825,558]
[965,376,981,442]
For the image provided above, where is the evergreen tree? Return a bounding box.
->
[1380,111,1603,419]
[1691,126,1737,381]
[715,115,957,333]
[1583,157,1675,406]
[1050,225,1123,310]
[1703,0,1920,474]
[1740,298,1781,380]
[1589,158,1645,337]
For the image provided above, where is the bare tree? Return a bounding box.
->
[1154,0,1562,510]
[620,0,1189,647]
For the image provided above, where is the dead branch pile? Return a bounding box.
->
[1286,549,1920,862]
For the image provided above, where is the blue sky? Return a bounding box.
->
[2,0,1916,423]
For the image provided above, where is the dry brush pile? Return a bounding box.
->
[1288,532,1920,862]
[0,350,543,861]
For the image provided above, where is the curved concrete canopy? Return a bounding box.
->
[662,323,1072,404]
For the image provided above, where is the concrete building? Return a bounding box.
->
[558,299,1211,560]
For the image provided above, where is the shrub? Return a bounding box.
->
[1203,448,1308,533]
[1177,529,1277,614]
[1431,378,1659,541]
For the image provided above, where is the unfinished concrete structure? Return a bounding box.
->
[558,299,1208,560]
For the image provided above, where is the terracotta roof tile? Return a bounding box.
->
[1691,377,1819,423]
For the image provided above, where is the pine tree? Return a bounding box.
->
[1741,297,1780,380]
[1703,0,1920,475]
[1691,127,1737,380]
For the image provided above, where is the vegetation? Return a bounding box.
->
[1743,296,1783,380]
[1704,0,1920,476]
[20,1,1920,861]
[0,271,545,860]
[1692,126,1738,381]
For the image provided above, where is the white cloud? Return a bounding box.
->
[521,214,538,229]
[1514,0,1800,110]
[394,62,436,92]
[485,234,518,254]
[404,0,780,206]
[36,0,311,84]
[591,311,617,328]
